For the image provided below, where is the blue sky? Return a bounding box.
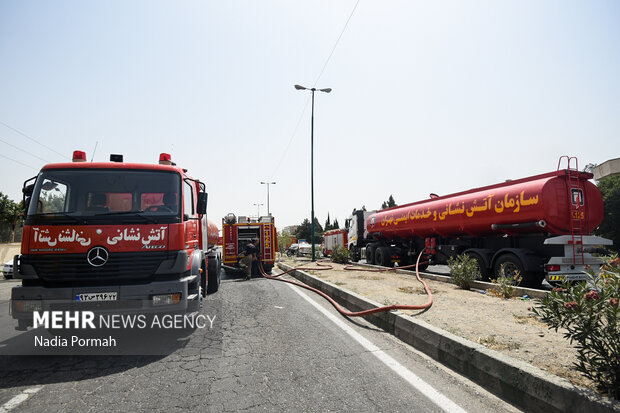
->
[1,0,619,229]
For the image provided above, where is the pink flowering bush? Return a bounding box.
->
[533,256,620,399]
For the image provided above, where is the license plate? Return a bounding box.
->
[75,292,118,301]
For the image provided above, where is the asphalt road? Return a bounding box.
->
[0,269,522,412]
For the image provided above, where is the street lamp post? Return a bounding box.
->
[253,203,263,218]
[294,84,331,261]
[260,181,276,216]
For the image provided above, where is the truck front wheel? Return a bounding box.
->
[207,257,220,294]
[201,261,207,297]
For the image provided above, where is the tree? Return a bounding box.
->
[381,195,397,210]
[0,193,22,243]
[596,175,620,252]
[332,218,339,229]
[277,230,294,253]
[295,218,324,244]
[324,213,332,231]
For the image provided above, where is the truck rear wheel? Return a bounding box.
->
[493,254,542,288]
[375,247,393,267]
[466,252,489,281]
[493,254,523,280]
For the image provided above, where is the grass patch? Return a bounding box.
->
[476,335,521,351]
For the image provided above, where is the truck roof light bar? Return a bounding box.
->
[159,153,172,165]
[110,154,123,162]
[72,150,87,162]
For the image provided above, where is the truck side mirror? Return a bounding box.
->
[197,192,208,215]
[23,184,34,197]
[22,180,36,215]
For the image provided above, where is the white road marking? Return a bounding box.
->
[287,283,468,413]
[0,387,42,412]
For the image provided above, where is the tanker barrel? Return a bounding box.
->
[491,220,547,230]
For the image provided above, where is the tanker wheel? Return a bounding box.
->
[493,254,530,286]
[493,254,541,288]
[366,245,376,265]
[375,247,393,267]
[466,252,488,281]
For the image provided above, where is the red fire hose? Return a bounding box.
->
[258,250,433,317]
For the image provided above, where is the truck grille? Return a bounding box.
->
[21,251,170,283]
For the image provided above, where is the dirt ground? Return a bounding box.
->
[278,256,595,392]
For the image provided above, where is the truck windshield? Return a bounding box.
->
[26,169,182,224]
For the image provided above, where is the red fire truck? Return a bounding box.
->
[222,214,277,274]
[11,151,221,330]
[322,228,348,256]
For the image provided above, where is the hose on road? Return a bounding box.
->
[258,250,433,317]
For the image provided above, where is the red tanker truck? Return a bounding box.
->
[347,158,612,287]
[11,151,221,330]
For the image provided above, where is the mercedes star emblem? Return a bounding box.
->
[87,246,109,267]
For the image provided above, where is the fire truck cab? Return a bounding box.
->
[11,151,221,330]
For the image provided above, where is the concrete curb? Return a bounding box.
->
[278,262,620,413]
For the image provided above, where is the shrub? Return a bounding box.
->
[489,265,522,298]
[447,254,481,289]
[532,257,620,399]
[330,245,350,264]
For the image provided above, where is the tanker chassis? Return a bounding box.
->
[11,151,221,330]
[347,161,612,287]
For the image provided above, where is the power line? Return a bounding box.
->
[313,0,360,87]
[269,95,311,180]
[0,153,38,170]
[0,120,69,160]
[270,0,361,179]
[0,136,50,163]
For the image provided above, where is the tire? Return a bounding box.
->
[366,245,376,265]
[200,261,207,298]
[263,264,273,274]
[375,247,393,267]
[493,254,523,279]
[493,254,541,288]
[207,256,220,294]
[349,245,359,262]
[3,272,12,280]
[466,252,488,281]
